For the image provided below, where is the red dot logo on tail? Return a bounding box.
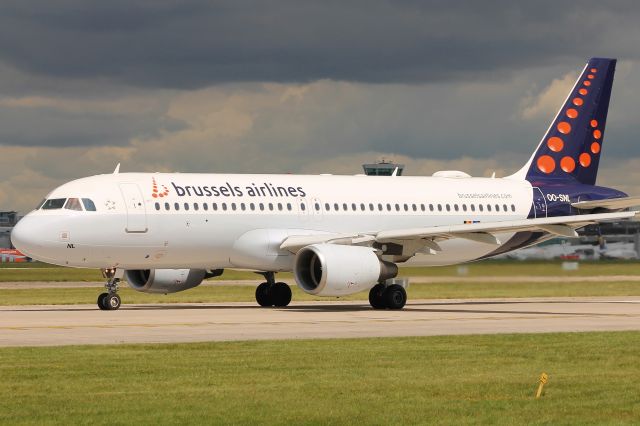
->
[151,177,170,198]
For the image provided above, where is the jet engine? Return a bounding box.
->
[124,269,207,294]
[294,244,398,296]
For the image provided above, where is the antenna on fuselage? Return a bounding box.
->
[113,163,121,174]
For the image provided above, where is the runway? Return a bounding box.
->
[2,297,640,347]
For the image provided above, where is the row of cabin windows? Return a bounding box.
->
[156,201,294,212]
[154,201,517,213]
[319,202,516,213]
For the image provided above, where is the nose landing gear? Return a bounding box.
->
[98,268,123,311]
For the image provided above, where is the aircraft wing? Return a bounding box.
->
[280,211,636,253]
[375,211,636,244]
[280,233,375,252]
[571,196,640,210]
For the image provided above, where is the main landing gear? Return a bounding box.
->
[98,268,123,311]
[255,272,292,307]
[369,283,407,310]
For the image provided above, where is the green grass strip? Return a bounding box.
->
[1,332,639,424]
[1,280,640,306]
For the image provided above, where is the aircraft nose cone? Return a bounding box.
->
[10,216,42,258]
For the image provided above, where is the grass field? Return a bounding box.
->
[1,259,640,282]
[1,279,640,306]
[1,332,639,424]
[1,260,640,305]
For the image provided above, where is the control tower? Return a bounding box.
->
[362,159,405,176]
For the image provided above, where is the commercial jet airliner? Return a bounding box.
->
[11,58,640,311]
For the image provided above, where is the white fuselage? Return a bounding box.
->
[13,172,536,270]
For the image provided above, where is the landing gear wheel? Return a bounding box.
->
[384,284,407,310]
[105,293,121,310]
[369,284,386,309]
[255,282,273,307]
[272,282,292,307]
[97,293,109,310]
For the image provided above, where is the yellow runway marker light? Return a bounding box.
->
[536,372,549,399]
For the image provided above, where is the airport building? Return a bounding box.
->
[362,160,404,176]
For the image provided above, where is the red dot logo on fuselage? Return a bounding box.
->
[152,178,170,198]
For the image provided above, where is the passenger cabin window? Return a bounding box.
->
[82,198,96,211]
[64,198,83,211]
[42,198,66,210]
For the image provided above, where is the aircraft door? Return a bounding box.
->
[532,187,547,218]
[119,183,148,233]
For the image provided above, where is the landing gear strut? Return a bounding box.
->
[98,268,123,311]
[255,272,292,307]
[369,283,407,310]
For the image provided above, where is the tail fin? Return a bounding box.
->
[511,58,616,186]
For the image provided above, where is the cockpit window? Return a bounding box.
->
[41,198,67,210]
[82,198,96,211]
[64,198,83,211]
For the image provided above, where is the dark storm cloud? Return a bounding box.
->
[1,0,640,89]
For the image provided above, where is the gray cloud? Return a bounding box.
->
[1,1,640,214]
[1,1,640,89]
[0,102,184,147]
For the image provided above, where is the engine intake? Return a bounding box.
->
[125,269,207,294]
[294,244,397,296]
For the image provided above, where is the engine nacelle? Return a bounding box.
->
[294,244,398,296]
[125,269,207,294]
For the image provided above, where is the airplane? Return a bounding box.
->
[0,248,30,263]
[11,57,640,311]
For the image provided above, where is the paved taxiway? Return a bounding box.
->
[1,297,639,347]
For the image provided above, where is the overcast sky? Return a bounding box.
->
[2,0,640,213]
